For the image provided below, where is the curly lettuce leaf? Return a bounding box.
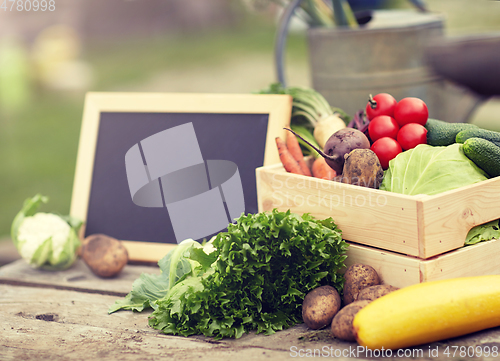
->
[380,143,488,195]
[149,209,348,339]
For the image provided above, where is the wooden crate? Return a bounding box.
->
[256,163,500,259]
[345,239,500,288]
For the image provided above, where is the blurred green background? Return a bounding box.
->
[0,0,499,242]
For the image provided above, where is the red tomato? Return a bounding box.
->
[368,115,399,142]
[394,97,428,127]
[365,93,397,120]
[371,137,402,170]
[397,123,428,150]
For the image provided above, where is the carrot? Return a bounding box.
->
[276,137,304,175]
[312,157,337,180]
[286,131,312,176]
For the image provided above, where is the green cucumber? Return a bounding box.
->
[456,128,500,147]
[424,118,477,146]
[462,137,500,178]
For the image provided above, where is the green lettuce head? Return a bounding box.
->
[11,194,83,270]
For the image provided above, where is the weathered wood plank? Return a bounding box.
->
[0,284,215,361]
[345,239,500,288]
[256,164,421,256]
[0,259,160,296]
[2,284,500,361]
[0,284,327,361]
[2,284,500,360]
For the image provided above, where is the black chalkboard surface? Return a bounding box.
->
[70,93,291,262]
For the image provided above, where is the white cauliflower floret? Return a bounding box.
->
[17,212,71,262]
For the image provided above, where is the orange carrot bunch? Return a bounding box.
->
[275,136,306,175]
[276,131,337,180]
[286,132,312,176]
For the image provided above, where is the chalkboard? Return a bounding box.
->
[70,92,292,262]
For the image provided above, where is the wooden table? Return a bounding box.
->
[1,259,500,361]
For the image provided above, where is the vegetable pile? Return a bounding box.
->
[273,87,500,196]
[110,210,348,339]
[270,84,500,245]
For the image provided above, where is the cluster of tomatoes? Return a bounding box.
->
[365,93,428,169]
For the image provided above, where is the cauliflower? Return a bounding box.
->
[11,194,82,270]
[17,212,71,262]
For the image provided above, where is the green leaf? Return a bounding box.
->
[158,239,200,290]
[30,237,52,268]
[60,214,83,232]
[290,125,320,158]
[465,219,500,246]
[188,247,218,275]
[109,239,213,314]
[109,272,170,313]
[380,144,488,196]
[43,227,81,271]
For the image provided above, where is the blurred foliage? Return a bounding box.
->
[0,18,307,238]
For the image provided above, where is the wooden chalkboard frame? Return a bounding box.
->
[70,92,292,262]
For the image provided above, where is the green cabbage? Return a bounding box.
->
[380,143,488,196]
[11,194,82,270]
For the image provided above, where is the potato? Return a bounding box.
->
[81,234,128,278]
[343,263,381,305]
[341,149,384,188]
[302,285,342,330]
[331,300,371,341]
[356,284,399,302]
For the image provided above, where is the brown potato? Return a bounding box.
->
[81,234,128,278]
[343,264,380,305]
[331,300,371,341]
[356,284,399,302]
[302,285,342,330]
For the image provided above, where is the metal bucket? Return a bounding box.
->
[307,10,446,117]
[275,6,484,122]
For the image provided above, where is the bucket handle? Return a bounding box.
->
[274,0,303,88]
[274,0,429,87]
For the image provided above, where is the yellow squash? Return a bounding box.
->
[353,275,500,350]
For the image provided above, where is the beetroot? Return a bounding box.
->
[285,128,370,175]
